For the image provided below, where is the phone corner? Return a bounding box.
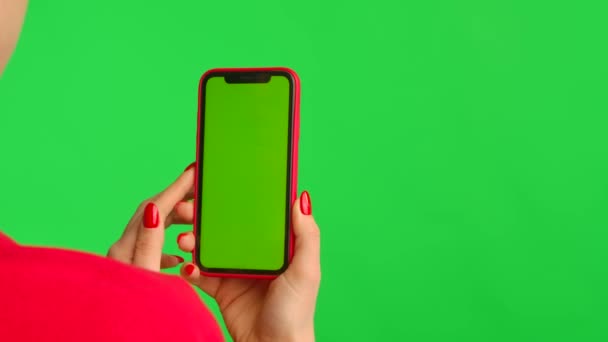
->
[278,67,300,87]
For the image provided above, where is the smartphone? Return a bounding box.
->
[193,67,300,278]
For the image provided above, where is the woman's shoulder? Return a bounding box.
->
[0,232,224,342]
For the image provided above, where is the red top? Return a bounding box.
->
[0,232,224,341]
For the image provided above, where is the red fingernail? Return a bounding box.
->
[185,264,195,275]
[177,232,189,244]
[175,256,184,263]
[143,203,159,228]
[300,191,312,215]
[184,162,196,172]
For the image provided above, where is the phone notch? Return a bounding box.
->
[224,72,271,84]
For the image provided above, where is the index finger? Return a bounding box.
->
[155,164,196,215]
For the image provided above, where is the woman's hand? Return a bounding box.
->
[107,165,196,271]
[177,191,321,342]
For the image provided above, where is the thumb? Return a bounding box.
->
[133,202,165,271]
[286,191,321,287]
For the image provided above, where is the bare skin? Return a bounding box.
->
[0,0,28,76]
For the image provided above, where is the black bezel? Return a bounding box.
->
[195,70,295,275]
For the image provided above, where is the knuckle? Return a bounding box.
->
[306,226,321,242]
[299,267,321,286]
[107,242,127,259]
[107,243,119,257]
[309,269,322,284]
[134,237,153,255]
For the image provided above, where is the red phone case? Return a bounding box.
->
[193,67,300,279]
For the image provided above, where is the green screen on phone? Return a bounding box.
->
[197,73,292,272]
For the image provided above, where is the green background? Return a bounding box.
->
[200,76,289,271]
[1,0,607,341]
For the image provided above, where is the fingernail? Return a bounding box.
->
[143,203,159,228]
[184,162,196,172]
[174,255,184,263]
[177,232,189,244]
[300,191,312,215]
[185,264,195,275]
